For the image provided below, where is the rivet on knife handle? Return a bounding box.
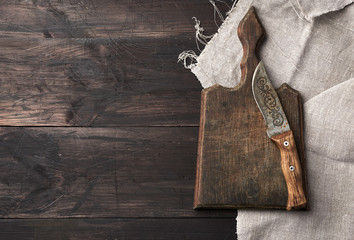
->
[252,61,307,210]
[271,130,307,210]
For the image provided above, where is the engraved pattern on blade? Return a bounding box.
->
[256,77,284,126]
[252,61,291,138]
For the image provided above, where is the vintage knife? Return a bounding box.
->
[252,61,307,210]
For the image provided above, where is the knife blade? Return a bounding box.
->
[252,61,307,210]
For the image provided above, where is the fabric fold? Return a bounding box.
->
[181,0,354,239]
[238,78,354,239]
[288,0,353,21]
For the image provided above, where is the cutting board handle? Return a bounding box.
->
[237,7,265,87]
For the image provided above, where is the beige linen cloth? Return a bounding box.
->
[181,0,354,239]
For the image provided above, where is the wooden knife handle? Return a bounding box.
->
[271,130,307,210]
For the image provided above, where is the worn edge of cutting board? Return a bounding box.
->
[193,7,308,210]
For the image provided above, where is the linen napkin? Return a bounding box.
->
[181,0,354,239]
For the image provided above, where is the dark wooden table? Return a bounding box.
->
[0,1,236,239]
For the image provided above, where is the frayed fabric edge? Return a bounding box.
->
[178,0,239,71]
[193,17,215,52]
[177,50,198,70]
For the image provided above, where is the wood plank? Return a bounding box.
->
[0,0,234,127]
[0,1,238,238]
[0,0,231,39]
[0,37,201,126]
[0,218,236,240]
[0,126,235,218]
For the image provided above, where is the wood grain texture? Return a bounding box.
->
[0,37,201,126]
[194,7,307,209]
[0,0,237,238]
[0,0,225,39]
[271,130,307,210]
[0,218,236,240]
[0,0,232,127]
[277,84,308,207]
[0,126,234,218]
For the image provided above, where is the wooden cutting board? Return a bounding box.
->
[194,7,307,209]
